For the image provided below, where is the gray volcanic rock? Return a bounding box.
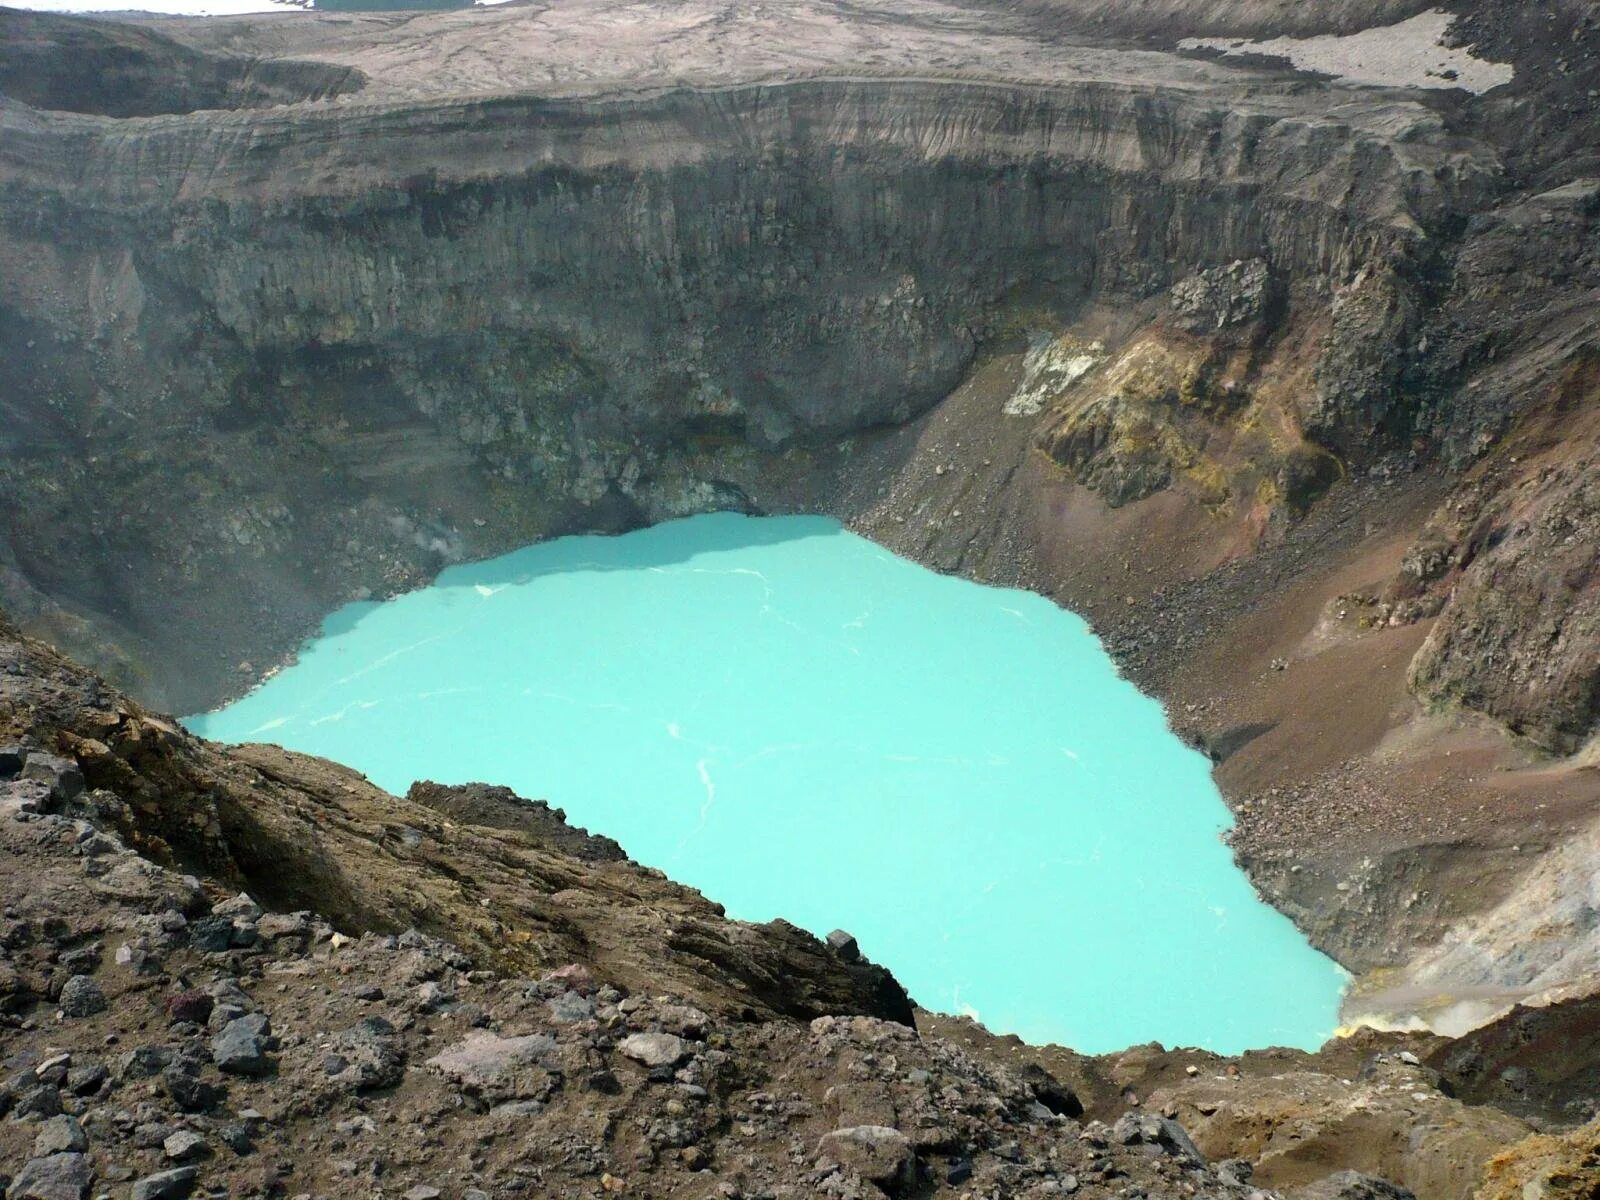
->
[211,1013,273,1076]
[128,1168,198,1200]
[618,1032,691,1069]
[5,1153,91,1200]
[1292,1172,1417,1200]
[816,1124,917,1189]
[55,976,106,1018]
[323,1017,406,1092]
[0,3,1499,717]
[30,1117,87,1158]
[426,1032,559,1102]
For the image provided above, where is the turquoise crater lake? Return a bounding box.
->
[189,513,1344,1053]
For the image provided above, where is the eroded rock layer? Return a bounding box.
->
[0,2,1502,712]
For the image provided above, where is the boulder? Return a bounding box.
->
[186,917,235,953]
[6,1153,91,1200]
[56,976,106,1018]
[618,1032,690,1070]
[826,930,860,962]
[414,980,455,1012]
[816,1125,917,1190]
[64,1065,106,1097]
[130,1168,199,1200]
[1112,1112,1204,1163]
[10,1084,62,1120]
[19,753,84,803]
[162,1130,208,1162]
[325,1017,405,1091]
[426,1032,558,1103]
[547,991,596,1024]
[541,963,598,996]
[255,911,310,941]
[31,1052,68,1081]
[163,1064,224,1113]
[1291,1172,1417,1200]
[4,779,53,815]
[31,1116,87,1156]
[211,1013,273,1076]
[210,893,262,921]
[117,1046,173,1079]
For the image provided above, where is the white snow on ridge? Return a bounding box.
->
[10,0,299,13]
[1180,9,1513,95]
[6,0,508,13]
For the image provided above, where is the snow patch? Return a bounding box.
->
[1180,10,1513,95]
[11,0,302,13]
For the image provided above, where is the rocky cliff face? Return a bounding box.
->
[0,10,360,118]
[0,1,1504,714]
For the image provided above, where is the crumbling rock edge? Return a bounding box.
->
[1,610,1597,1200]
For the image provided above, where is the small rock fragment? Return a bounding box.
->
[618,1032,690,1070]
[56,975,106,1018]
[826,929,861,962]
[32,1114,88,1156]
[130,1167,199,1200]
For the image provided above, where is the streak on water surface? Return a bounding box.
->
[189,513,1345,1053]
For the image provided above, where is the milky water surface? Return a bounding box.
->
[189,513,1344,1053]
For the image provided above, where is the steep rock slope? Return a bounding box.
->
[0,613,911,1026]
[0,614,1580,1200]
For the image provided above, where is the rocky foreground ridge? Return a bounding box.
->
[2,613,1599,1200]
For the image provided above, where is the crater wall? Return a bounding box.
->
[0,72,1494,710]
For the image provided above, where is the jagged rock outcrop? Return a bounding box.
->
[1427,992,1600,1127]
[1474,1117,1600,1200]
[0,612,912,1025]
[1403,417,1600,753]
